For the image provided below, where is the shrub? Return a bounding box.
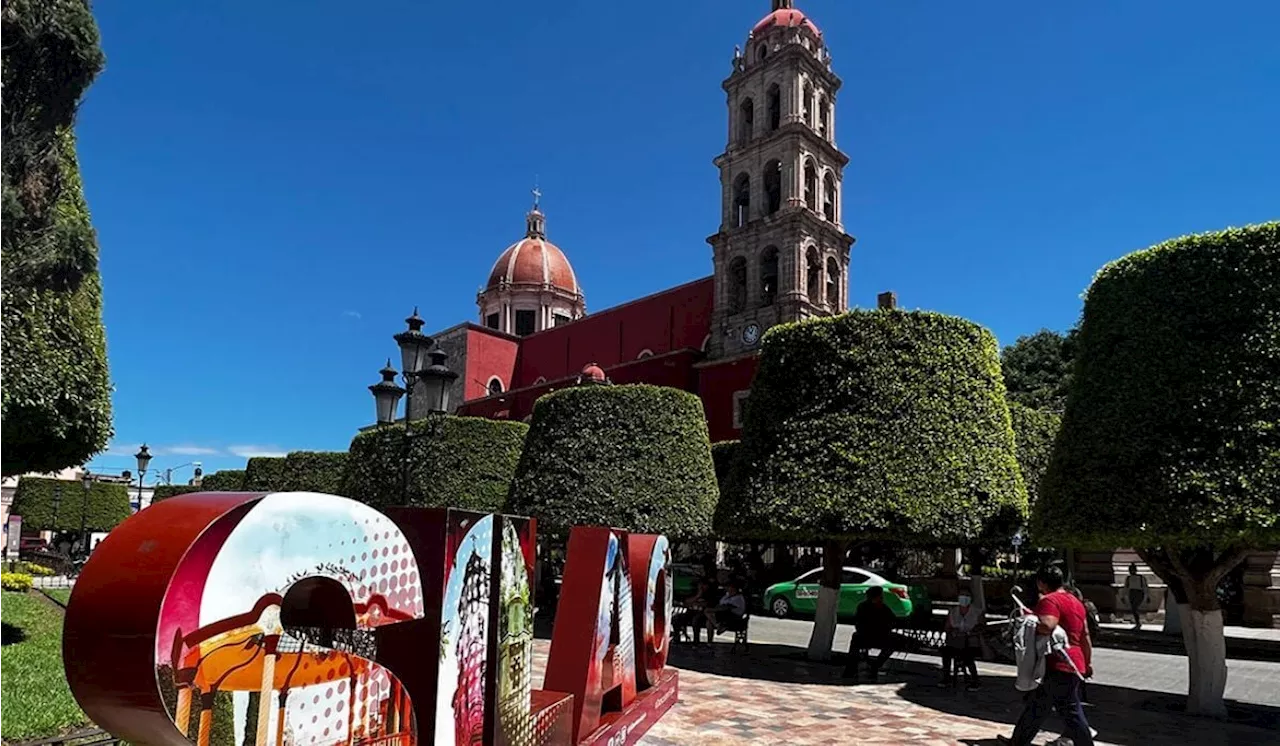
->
[9,476,130,532]
[711,440,739,490]
[1007,402,1060,513]
[507,384,718,537]
[150,485,202,503]
[2,573,33,592]
[718,309,1026,544]
[1038,222,1280,549]
[242,457,287,491]
[1,1,112,477]
[11,562,54,577]
[345,416,528,512]
[279,451,347,494]
[199,469,245,491]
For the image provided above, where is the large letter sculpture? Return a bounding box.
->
[64,493,675,746]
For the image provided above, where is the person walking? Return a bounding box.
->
[1124,563,1149,630]
[999,565,1095,746]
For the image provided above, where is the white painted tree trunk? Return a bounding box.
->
[1181,608,1228,717]
[807,585,840,661]
[1163,593,1183,636]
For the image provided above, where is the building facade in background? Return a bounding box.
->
[435,1,853,442]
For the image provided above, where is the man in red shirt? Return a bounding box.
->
[1000,565,1095,746]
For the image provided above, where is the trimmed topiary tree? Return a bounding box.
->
[242,457,287,491]
[199,469,245,491]
[1008,402,1060,513]
[150,485,201,503]
[344,416,528,512]
[1037,222,1279,716]
[1,0,113,477]
[507,384,718,538]
[711,440,739,493]
[719,310,1026,659]
[9,477,130,532]
[279,451,347,494]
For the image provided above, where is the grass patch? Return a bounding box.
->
[40,587,72,606]
[1,590,88,739]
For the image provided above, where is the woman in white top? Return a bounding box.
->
[1124,563,1149,630]
[940,593,984,690]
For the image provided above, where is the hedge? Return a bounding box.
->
[199,469,245,491]
[151,485,202,503]
[2,573,33,592]
[1008,402,1061,512]
[1037,223,1280,549]
[9,477,130,532]
[279,451,347,493]
[717,310,1026,544]
[242,457,287,491]
[507,384,718,537]
[345,416,528,513]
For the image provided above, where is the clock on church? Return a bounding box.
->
[742,323,762,347]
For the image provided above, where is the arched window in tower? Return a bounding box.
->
[764,160,782,215]
[757,43,768,63]
[803,82,814,128]
[826,257,841,307]
[818,95,830,138]
[738,98,754,145]
[806,247,822,300]
[803,159,818,212]
[760,246,779,307]
[727,257,747,314]
[732,173,751,227]
[766,84,781,132]
[822,171,837,222]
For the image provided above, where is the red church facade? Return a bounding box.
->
[432,2,851,443]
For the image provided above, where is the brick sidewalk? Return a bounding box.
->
[532,639,1279,745]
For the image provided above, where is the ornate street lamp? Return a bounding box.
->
[369,359,406,426]
[418,349,459,414]
[393,308,433,423]
[79,472,93,558]
[135,444,152,509]
[193,466,204,486]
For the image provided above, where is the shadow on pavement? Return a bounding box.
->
[1094,628,1280,663]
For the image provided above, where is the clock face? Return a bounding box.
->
[742,323,761,346]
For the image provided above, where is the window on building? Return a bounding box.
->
[738,98,754,144]
[818,95,830,138]
[803,159,817,212]
[515,310,536,337]
[553,313,571,327]
[806,247,821,300]
[803,82,814,128]
[485,313,500,330]
[487,378,504,396]
[733,390,751,430]
[826,257,841,307]
[766,84,781,131]
[727,257,747,314]
[764,160,782,215]
[823,172,837,222]
[733,173,751,227]
[760,246,779,307]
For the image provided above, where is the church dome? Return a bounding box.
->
[753,4,820,37]
[484,208,581,297]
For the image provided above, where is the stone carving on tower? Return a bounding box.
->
[478,190,586,337]
[707,0,855,359]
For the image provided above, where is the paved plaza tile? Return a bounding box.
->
[532,640,1279,745]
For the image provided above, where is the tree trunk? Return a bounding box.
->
[965,546,988,611]
[1162,572,1188,636]
[806,539,847,661]
[1137,546,1248,718]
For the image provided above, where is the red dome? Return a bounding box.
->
[580,363,607,383]
[485,234,580,295]
[753,8,820,37]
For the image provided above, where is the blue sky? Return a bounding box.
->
[78,1,1279,478]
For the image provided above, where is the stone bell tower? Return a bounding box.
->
[707,0,855,359]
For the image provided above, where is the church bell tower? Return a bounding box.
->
[707,0,855,358]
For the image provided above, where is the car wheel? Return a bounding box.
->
[770,596,791,618]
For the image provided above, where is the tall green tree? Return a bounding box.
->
[719,310,1026,659]
[2,0,112,476]
[1037,223,1279,717]
[1000,329,1076,413]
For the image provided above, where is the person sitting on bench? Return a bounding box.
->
[698,580,747,639]
[940,592,984,690]
[674,579,716,642]
[843,586,911,681]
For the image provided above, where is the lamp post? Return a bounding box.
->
[52,485,63,552]
[418,349,460,414]
[392,308,433,499]
[79,471,93,558]
[135,444,152,510]
[369,359,406,427]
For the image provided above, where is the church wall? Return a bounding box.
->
[464,327,520,399]
[697,355,760,442]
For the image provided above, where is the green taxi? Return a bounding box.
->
[763,567,919,619]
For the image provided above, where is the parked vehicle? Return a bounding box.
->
[762,567,927,620]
